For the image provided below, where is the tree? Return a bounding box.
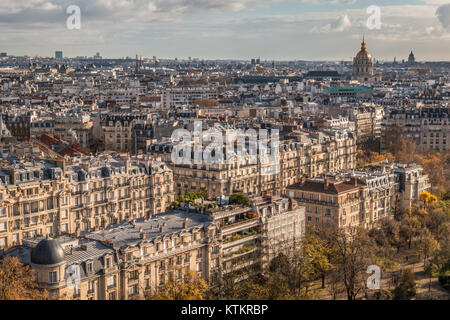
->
[419,192,438,206]
[230,276,271,300]
[148,271,209,300]
[416,229,440,267]
[400,213,422,249]
[229,193,251,207]
[303,232,332,288]
[0,257,47,300]
[392,269,417,300]
[424,263,439,292]
[443,190,450,201]
[326,268,344,300]
[330,228,375,300]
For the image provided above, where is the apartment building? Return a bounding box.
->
[286,162,431,231]
[53,114,93,151]
[5,198,305,300]
[382,106,450,151]
[1,112,31,141]
[346,105,383,148]
[6,211,220,300]
[210,197,305,279]
[100,114,153,154]
[394,163,431,209]
[148,129,357,199]
[0,155,175,251]
[286,176,367,230]
[162,87,218,108]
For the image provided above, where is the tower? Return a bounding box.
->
[135,55,143,74]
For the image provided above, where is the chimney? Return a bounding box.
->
[324,177,329,190]
[140,232,146,240]
[159,225,164,233]
[183,217,189,229]
[81,244,88,251]
[351,177,358,186]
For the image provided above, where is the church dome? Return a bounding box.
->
[30,238,65,266]
[355,39,372,61]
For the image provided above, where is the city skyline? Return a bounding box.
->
[1,0,450,61]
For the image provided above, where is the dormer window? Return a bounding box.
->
[105,257,111,268]
[86,261,93,274]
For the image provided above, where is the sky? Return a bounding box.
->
[0,0,449,61]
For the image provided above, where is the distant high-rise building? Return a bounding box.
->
[0,52,7,58]
[55,51,63,59]
[135,54,143,74]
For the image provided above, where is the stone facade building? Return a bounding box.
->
[382,106,450,151]
[5,198,305,300]
[0,155,175,251]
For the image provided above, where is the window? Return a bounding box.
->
[0,222,6,232]
[105,257,111,268]
[86,262,93,274]
[88,280,95,293]
[107,275,116,288]
[128,284,138,296]
[129,270,139,280]
[0,237,6,248]
[49,271,58,283]
[108,292,116,300]
[145,265,151,275]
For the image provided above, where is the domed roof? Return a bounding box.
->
[355,38,372,61]
[30,238,65,266]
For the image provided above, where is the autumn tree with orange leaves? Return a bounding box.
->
[0,256,47,300]
[147,271,209,300]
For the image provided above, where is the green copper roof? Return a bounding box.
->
[328,86,373,93]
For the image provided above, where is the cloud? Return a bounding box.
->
[0,1,448,60]
[436,3,450,29]
[311,14,352,33]
[0,0,255,24]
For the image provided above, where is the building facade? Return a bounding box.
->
[0,155,175,251]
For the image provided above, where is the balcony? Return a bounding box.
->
[223,233,260,249]
[222,218,260,235]
[223,246,258,261]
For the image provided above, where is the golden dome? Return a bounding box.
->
[355,37,372,61]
